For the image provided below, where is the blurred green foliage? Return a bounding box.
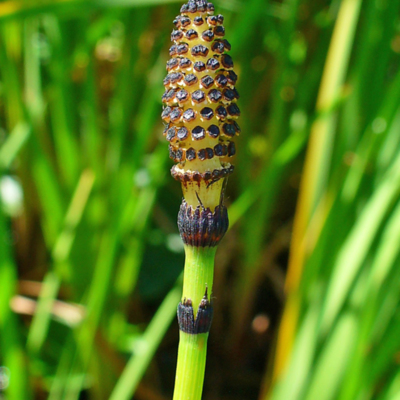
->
[0,0,400,399]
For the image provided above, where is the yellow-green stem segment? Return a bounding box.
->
[173,245,216,400]
[173,332,208,400]
[182,245,216,316]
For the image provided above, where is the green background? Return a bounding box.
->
[1,0,400,399]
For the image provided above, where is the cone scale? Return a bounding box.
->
[162,1,240,397]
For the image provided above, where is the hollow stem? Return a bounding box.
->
[173,245,216,400]
[173,332,209,400]
[182,245,216,313]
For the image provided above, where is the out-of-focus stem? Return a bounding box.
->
[271,0,363,386]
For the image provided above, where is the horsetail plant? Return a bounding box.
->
[162,1,240,398]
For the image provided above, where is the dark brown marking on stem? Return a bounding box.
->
[177,298,195,333]
[195,191,204,208]
[177,288,214,334]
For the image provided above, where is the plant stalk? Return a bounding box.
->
[182,246,216,310]
[173,332,209,400]
[165,1,239,397]
[173,245,216,400]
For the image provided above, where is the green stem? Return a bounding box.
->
[182,245,216,316]
[173,245,217,400]
[173,332,209,400]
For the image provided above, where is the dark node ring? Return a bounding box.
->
[177,294,214,334]
[171,164,234,183]
[177,198,229,247]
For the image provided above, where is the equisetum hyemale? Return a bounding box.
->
[162,0,240,398]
